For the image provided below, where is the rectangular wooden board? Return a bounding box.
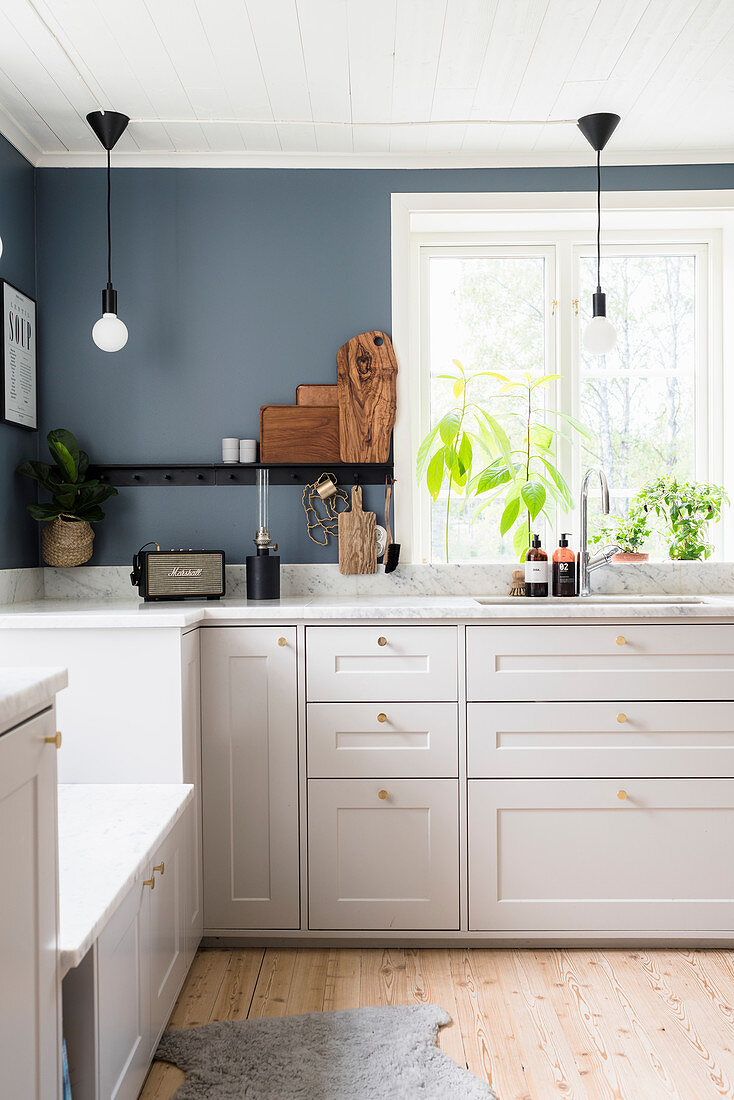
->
[337,331,397,463]
[296,384,338,407]
[260,405,340,463]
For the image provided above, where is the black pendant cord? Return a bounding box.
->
[598,148,603,292]
[106,147,112,287]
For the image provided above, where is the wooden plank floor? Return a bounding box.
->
[141,947,734,1099]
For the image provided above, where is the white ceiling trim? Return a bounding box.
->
[0,106,44,164]
[31,148,734,169]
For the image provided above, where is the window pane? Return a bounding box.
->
[427,254,548,562]
[578,253,697,519]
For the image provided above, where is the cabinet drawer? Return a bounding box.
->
[468,701,734,778]
[307,703,458,778]
[469,779,734,932]
[467,624,734,701]
[306,627,458,702]
[308,779,459,930]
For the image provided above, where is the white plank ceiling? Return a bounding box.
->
[0,0,732,167]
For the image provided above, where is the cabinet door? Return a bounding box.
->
[469,779,734,932]
[181,630,203,965]
[308,779,459,930]
[97,878,149,1100]
[202,627,299,929]
[0,709,60,1100]
[147,816,188,1054]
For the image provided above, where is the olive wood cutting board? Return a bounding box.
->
[336,331,398,462]
[260,405,340,463]
[338,485,377,574]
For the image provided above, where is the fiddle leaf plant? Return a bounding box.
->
[17,428,118,524]
[468,372,590,558]
[416,359,513,561]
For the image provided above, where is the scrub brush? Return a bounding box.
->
[509,569,526,596]
[384,476,400,573]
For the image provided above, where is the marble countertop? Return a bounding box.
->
[1,593,734,627]
[58,783,193,974]
[0,666,68,732]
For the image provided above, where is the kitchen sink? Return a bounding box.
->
[473,594,706,605]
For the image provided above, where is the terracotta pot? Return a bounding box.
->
[41,516,94,567]
[611,551,648,564]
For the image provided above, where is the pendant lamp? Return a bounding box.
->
[86,110,130,353]
[578,112,621,356]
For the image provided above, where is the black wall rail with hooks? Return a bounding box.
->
[88,462,393,487]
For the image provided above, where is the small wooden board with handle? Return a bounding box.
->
[338,485,377,574]
[296,384,338,407]
[337,331,397,462]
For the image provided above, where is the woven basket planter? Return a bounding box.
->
[41,516,95,567]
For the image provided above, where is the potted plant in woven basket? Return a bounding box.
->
[18,429,118,566]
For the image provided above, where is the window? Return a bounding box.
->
[392,192,728,563]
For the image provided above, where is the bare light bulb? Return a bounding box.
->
[583,315,617,356]
[92,311,128,353]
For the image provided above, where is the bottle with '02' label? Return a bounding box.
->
[524,533,548,597]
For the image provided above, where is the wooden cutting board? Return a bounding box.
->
[338,486,376,575]
[296,384,338,407]
[336,331,398,463]
[260,405,340,462]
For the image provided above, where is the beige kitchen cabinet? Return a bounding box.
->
[468,778,734,932]
[0,708,60,1100]
[466,623,734,701]
[307,701,458,778]
[306,625,458,702]
[146,823,188,1057]
[308,778,459,930]
[468,700,734,778]
[201,626,300,930]
[180,629,203,965]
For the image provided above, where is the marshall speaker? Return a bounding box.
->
[131,544,226,601]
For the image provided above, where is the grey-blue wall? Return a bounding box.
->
[0,133,36,568]
[34,163,734,565]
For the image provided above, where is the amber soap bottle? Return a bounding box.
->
[552,533,577,597]
[524,533,548,597]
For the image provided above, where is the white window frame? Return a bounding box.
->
[391,191,732,563]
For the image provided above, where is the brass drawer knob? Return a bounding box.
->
[278,637,287,647]
[617,789,628,801]
[617,713,627,724]
[378,789,389,800]
[377,636,388,647]
[377,713,387,723]
[153,862,165,875]
[44,731,62,749]
[143,877,155,889]
[616,635,626,646]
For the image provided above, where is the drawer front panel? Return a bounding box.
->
[469,778,734,931]
[308,778,459,930]
[467,624,734,701]
[307,703,458,778]
[468,701,734,778]
[306,627,458,702]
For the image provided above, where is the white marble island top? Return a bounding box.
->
[58,783,193,974]
[0,666,68,732]
[1,593,734,628]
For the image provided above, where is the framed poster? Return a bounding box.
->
[1,280,37,431]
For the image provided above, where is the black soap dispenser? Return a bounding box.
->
[524,533,549,597]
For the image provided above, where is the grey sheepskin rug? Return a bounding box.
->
[156,1003,498,1099]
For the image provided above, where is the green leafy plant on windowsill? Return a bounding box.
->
[416,363,590,561]
[589,505,650,556]
[634,476,728,560]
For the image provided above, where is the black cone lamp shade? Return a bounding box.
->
[578,112,621,357]
[87,110,130,353]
